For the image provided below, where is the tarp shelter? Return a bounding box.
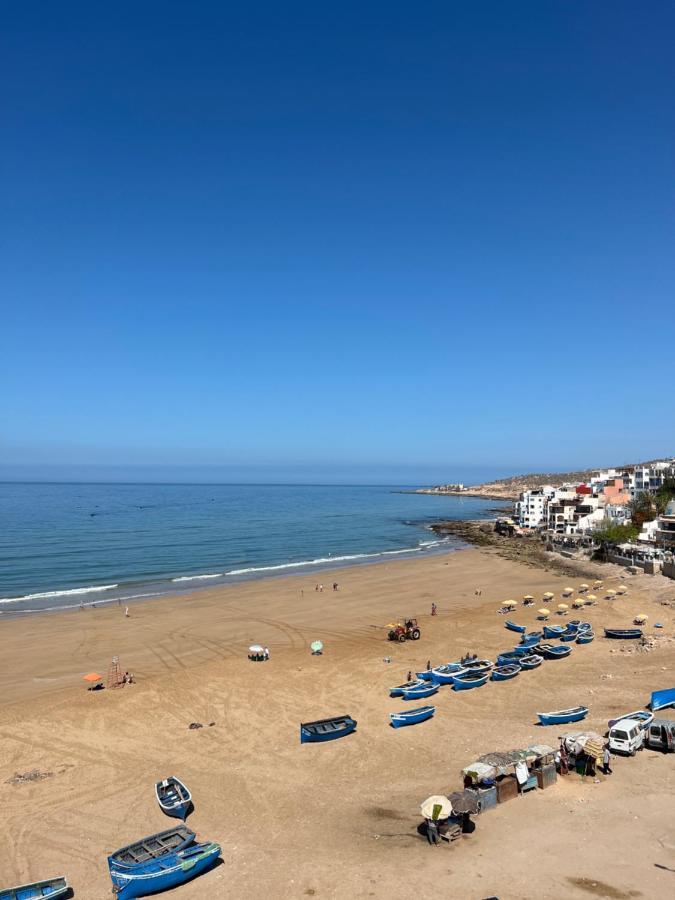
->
[562,731,605,756]
[462,745,556,781]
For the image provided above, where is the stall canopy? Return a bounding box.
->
[462,745,555,780]
[562,731,605,755]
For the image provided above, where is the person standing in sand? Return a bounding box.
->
[264,647,270,661]
[125,606,129,617]
[602,746,612,775]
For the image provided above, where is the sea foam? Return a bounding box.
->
[0,584,119,604]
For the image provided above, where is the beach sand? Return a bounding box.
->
[1,548,674,899]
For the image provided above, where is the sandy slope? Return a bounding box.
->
[1,549,673,899]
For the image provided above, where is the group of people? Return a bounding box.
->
[314,582,339,592]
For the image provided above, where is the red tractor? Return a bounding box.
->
[387,618,421,642]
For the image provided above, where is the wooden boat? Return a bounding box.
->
[430,663,466,685]
[155,776,191,820]
[559,631,577,642]
[608,710,654,730]
[576,622,592,632]
[0,878,69,900]
[389,679,424,697]
[505,620,526,633]
[537,706,588,726]
[108,840,221,899]
[461,658,493,673]
[651,688,675,711]
[536,643,572,660]
[416,668,435,681]
[491,664,520,681]
[390,705,435,728]
[576,630,595,644]
[496,651,525,667]
[604,628,643,639]
[109,826,195,869]
[519,654,543,670]
[401,682,439,700]
[520,631,542,646]
[300,715,357,743]
[543,625,565,639]
[452,671,489,690]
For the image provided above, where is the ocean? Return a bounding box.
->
[0,483,507,614]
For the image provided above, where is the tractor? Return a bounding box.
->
[387,618,421,642]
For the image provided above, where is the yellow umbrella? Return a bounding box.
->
[502,600,517,608]
[572,598,585,608]
[523,594,534,601]
[543,592,555,598]
[587,594,597,601]
[617,585,628,594]
[537,608,550,619]
[634,614,648,624]
[562,587,574,596]
[557,603,569,611]
[579,584,589,591]
[606,589,617,596]
[593,580,603,587]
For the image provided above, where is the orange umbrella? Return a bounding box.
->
[83,672,102,683]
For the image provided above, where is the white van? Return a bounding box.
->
[609,717,645,755]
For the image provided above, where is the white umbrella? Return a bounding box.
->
[249,644,264,654]
[421,795,453,820]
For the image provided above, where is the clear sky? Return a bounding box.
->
[2,2,674,483]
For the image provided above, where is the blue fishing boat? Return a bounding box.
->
[155,776,191,820]
[604,628,643,639]
[518,654,543,670]
[543,625,565,639]
[301,715,357,743]
[559,631,577,642]
[452,671,489,690]
[505,620,526,633]
[401,682,438,700]
[430,663,466,685]
[536,643,572,660]
[390,705,436,728]
[537,706,588,726]
[0,878,69,900]
[496,651,525,667]
[461,658,493,674]
[520,631,542,646]
[390,680,424,697]
[608,710,653,730]
[491,664,520,681]
[576,631,594,645]
[577,622,592,632]
[416,668,434,681]
[651,688,675,711]
[108,840,221,899]
[109,827,195,870]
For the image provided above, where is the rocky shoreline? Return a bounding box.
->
[431,518,604,579]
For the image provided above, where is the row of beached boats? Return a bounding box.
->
[1,777,219,900]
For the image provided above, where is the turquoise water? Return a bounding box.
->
[0,483,506,613]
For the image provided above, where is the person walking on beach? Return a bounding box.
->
[602,746,612,775]
[319,584,323,592]
[315,584,319,592]
[125,606,129,617]
[426,660,431,672]
[333,582,338,591]
[407,670,412,682]
[431,602,437,616]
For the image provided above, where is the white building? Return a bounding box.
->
[515,486,556,528]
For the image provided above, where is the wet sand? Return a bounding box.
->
[1,548,674,898]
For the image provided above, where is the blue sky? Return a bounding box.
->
[2,2,674,483]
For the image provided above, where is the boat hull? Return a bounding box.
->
[390,705,435,727]
[608,710,654,730]
[651,688,675,711]
[491,665,520,681]
[543,626,565,639]
[156,777,191,821]
[452,674,489,691]
[389,681,424,697]
[519,654,543,670]
[300,716,357,743]
[401,684,438,700]
[576,632,594,644]
[430,666,466,685]
[604,629,643,639]
[537,707,588,726]
[505,621,526,633]
[109,842,221,899]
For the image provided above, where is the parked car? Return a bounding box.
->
[645,718,675,753]
[608,718,644,756]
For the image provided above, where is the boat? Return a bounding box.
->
[155,776,192,820]
[608,710,654,730]
[109,826,196,869]
[300,715,357,743]
[543,625,566,639]
[577,622,592,631]
[651,688,675,711]
[401,682,439,700]
[559,631,577,642]
[491,664,520,681]
[537,706,588,726]
[505,620,526,633]
[576,631,595,645]
[390,705,436,728]
[430,664,466,685]
[496,651,526,667]
[536,643,572,660]
[461,658,493,673]
[0,878,69,900]
[416,669,435,681]
[389,680,424,697]
[519,654,543,670]
[519,631,542,646]
[108,840,221,899]
[604,628,643,639]
[452,671,490,690]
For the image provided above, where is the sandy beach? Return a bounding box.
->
[1,547,674,899]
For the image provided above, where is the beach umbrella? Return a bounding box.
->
[523,594,534,601]
[310,640,324,653]
[543,592,555,598]
[617,585,628,594]
[587,594,597,601]
[634,614,648,624]
[579,584,589,591]
[502,600,517,608]
[537,608,550,619]
[594,580,603,587]
[606,589,617,597]
[248,645,264,654]
[557,603,569,611]
[421,795,453,821]
[83,672,102,683]
[562,587,574,596]
[572,598,585,609]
